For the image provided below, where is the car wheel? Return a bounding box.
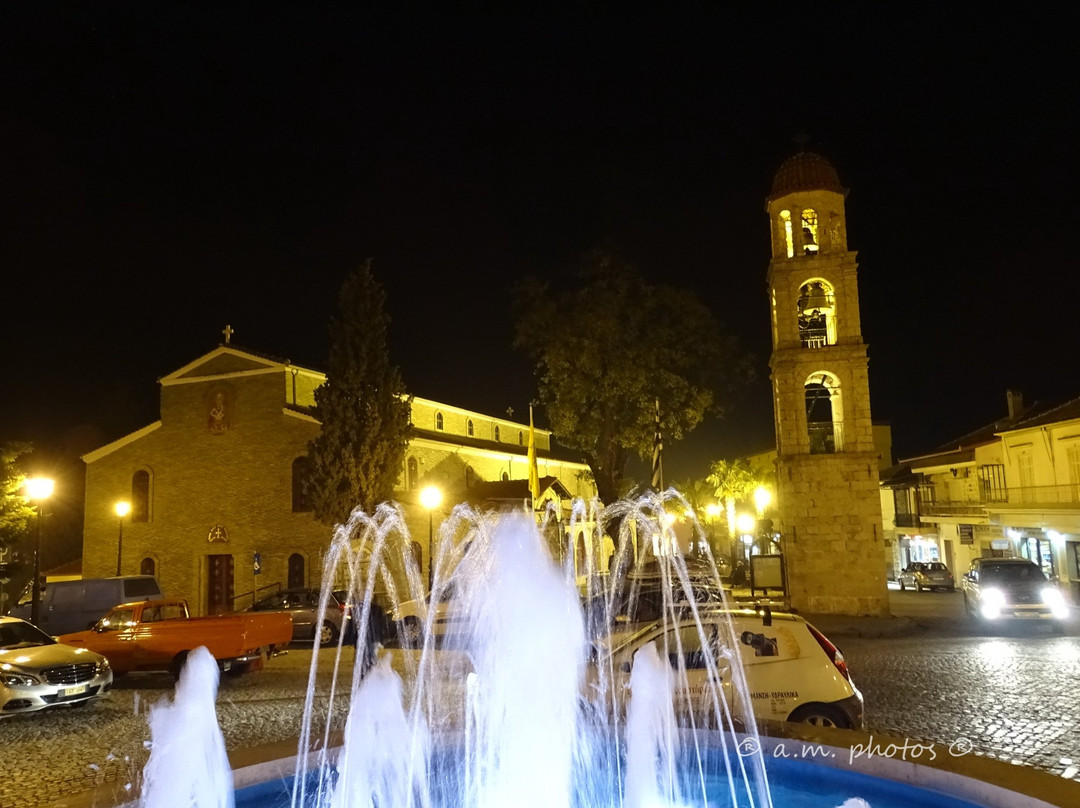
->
[401,616,423,647]
[170,651,191,681]
[318,620,339,647]
[787,703,851,729]
[915,581,923,592]
[898,579,905,591]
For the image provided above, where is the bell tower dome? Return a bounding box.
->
[766,151,888,616]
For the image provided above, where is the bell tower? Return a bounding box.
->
[766,152,888,616]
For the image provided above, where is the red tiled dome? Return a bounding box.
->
[769,151,846,199]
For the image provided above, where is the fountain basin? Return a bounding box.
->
[215,726,1079,808]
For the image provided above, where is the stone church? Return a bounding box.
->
[81,343,594,614]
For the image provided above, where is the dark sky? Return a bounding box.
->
[3,5,1078,488]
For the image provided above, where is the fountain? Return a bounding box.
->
[129,495,1071,808]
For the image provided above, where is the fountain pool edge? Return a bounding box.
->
[49,726,1080,808]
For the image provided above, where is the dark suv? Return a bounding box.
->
[961,558,1068,630]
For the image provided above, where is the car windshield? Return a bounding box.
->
[0,621,56,649]
[982,564,1046,583]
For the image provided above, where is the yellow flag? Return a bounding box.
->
[528,405,540,507]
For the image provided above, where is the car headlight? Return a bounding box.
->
[0,671,40,687]
[95,658,111,674]
[980,587,1006,619]
[1042,588,1070,620]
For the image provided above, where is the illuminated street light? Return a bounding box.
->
[753,486,772,516]
[24,477,55,625]
[420,485,443,590]
[735,512,756,535]
[115,501,131,576]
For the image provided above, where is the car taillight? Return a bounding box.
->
[806,623,850,681]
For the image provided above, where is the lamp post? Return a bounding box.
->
[25,477,54,625]
[114,501,131,576]
[419,485,443,591]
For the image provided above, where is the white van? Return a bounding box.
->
[588,608,863,729]
[10,576,163,636]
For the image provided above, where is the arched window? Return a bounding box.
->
[467,419,474,437]
[407,457,419,491]
[502,471,509,481]
[805,372,843,454]
[288,553,305,589]
[518,431,524,446]
[494,425,501,441]
[292,457,313,512]
[435,412,444,431]
[796,279,836,348]
[779,210,794,258]
[131,470,150,523]
[801,209,819,254]
[140,557,156,577]
[465,465,475,489]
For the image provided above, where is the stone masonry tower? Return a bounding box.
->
[765,152,889,616]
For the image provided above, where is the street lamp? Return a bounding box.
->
[419,485,443,590]
[753,486,772,516]
[114,501,131,576]
[24,477,54,625]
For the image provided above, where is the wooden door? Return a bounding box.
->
[208,554,234,615]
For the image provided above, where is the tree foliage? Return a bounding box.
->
[514,250,752,505]
[0,442,35,549]
[307,262,413,524]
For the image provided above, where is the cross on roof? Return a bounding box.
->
[222,324,234,344]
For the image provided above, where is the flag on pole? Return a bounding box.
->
[651,397,664,491]
[528,404,541,508]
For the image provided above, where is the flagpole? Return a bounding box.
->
[651,397,664,492]
[528,404,540,510]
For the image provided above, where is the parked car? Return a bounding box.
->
[9,575,163,636]
[586,608,863,729]
[961,558,1069,629]
[0,616,113,716]
[244,588,353,646]
[897,561,955,592]
[60,599,292,678]
[390,581,463,645]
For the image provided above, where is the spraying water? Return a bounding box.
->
[140,646,233,808]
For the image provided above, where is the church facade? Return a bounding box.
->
[81,344,595,614]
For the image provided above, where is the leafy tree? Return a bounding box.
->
[706,458,756,541]
[0,442,35,548]
[0,442,35,591]
[307,262,413,524]
[514,250,752,506]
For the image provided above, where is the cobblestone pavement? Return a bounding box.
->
[3,594,1078,808]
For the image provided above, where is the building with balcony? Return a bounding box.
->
[881,391,1080,602]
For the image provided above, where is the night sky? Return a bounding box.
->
[3,5,1079,492]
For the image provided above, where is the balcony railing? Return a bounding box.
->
[808,422,844,454]
[893,513,920,528]
[1001,483,1080,507]
[918,500,990,517]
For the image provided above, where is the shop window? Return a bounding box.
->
[131,470,150,523]
[292,457,313,512]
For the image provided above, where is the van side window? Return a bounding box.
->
[124,578,161,599]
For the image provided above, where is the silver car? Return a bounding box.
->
[0,617,113,716]
[898,561,955,592]
[245,588,353,646]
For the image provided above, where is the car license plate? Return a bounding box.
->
[62,684,88,697]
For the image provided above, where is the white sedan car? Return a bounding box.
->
[0,616,113,716]
[587,608,863,729]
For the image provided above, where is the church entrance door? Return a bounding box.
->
[208,554,234,614]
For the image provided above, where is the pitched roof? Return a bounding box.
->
[465,476,572,503]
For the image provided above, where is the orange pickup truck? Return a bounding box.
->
[59,599,292,678]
